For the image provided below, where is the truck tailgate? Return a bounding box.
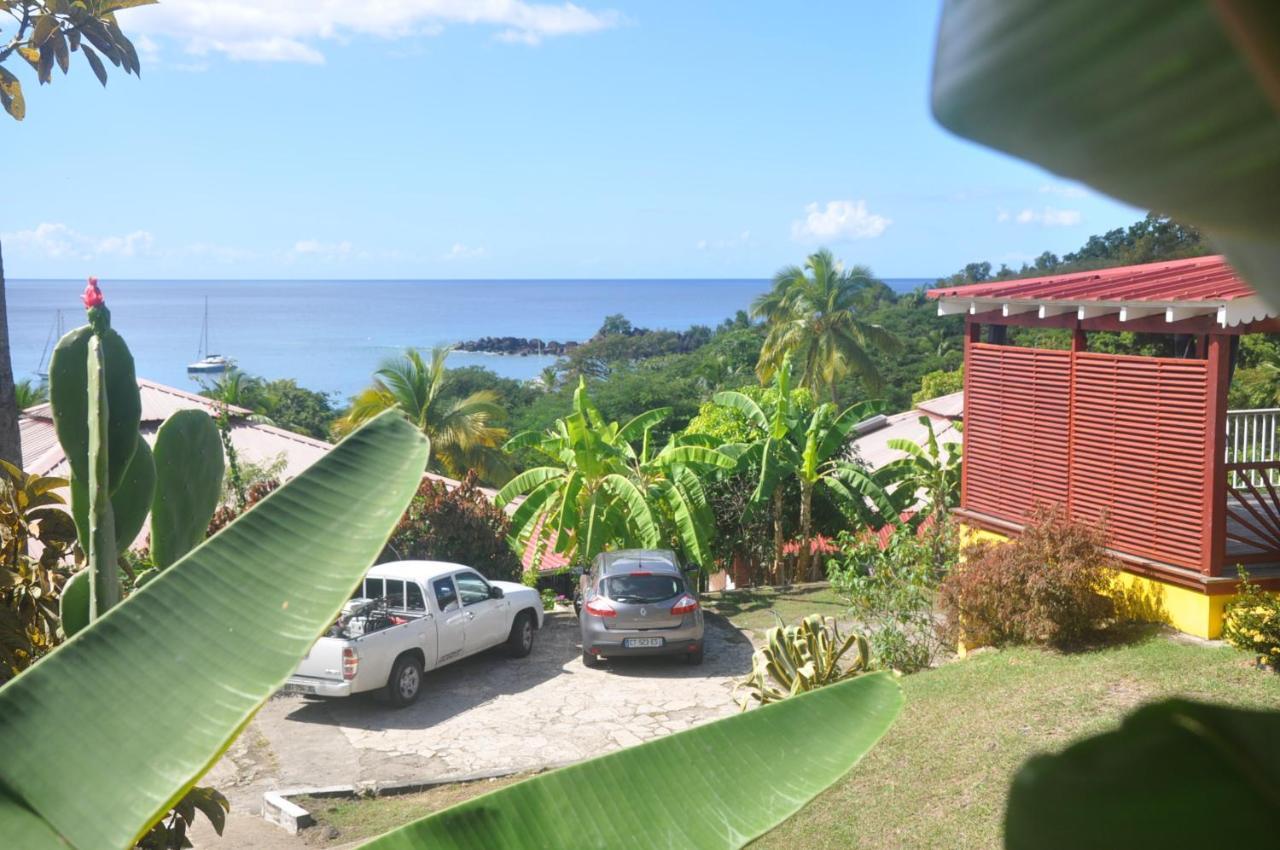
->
[292,637,349,682]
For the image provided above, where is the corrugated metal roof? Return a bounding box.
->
[928,255,1251,303]
[24,378,251,424]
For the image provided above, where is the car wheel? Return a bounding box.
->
[582,648,599,668]
[572,592,582,617]
[386,654,423,708]
[685,646,704,665]
[506,611,535,658]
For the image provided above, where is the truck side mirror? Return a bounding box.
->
[489,585,505,599]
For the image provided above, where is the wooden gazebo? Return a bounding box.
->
[930,255,1280,638]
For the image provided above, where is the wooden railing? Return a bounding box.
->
[1224,460,1280,561]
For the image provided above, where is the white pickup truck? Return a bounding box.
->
[283,560,543,707]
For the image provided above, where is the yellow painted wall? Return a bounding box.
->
[956,523,1231,639]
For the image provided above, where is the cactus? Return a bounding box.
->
[51,279,225,634]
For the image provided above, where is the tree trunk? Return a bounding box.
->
[798,477,813,581]
[0,241,21,468]
[772,486,785,585]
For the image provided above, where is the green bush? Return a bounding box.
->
[540,588,557,611]
[828,521,957,672]
[1222,567,1280,669]
[937,505,1116,649]
[383,472,522,581]
[912,367,963,405]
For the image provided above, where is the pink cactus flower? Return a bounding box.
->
[82,277,104,309]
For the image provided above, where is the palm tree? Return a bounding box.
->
[13,378,47,410]
[497,379,733,568]
[335,347,512,485]
[716,357,896,582]
[752,249,901,402]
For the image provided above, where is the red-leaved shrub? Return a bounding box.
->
[938,505,1116,649]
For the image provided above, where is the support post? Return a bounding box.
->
[1065,328,1086,518]
[960,319,980,510]
[1204,333,1230,576]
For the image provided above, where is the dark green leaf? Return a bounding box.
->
[81,44,108,86]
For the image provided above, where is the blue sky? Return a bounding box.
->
[0,2,1142,280]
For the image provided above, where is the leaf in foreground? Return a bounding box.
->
[0,411,429,850]
[363,672,903,850]
[1005,698,1280,849]
[930,0,1280,297]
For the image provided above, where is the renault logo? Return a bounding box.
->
[640,607,647,616]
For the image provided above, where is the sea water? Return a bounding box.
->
[8,278,932,401]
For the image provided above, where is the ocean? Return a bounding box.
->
[8,278,934,401]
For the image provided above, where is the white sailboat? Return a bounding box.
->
[187,297,230,375]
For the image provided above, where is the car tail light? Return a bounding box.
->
[671,594,699,616]
[341,647,359,680]
[584,598,616,618]
[629,571,652,576]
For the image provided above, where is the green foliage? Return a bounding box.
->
[912,367,962,405]
[337,347,510,485]
[0,0,154,121]
[498,380,732,568]
[753,249,901,400]
[540,588,556,611]
[13,377,46,409]
[880,416,961,521]
[0,410,430,849]
[366,674,902,849]
[737,614,870,707]
[1222,567,1280,669]
[937,506,1116,649]
[828,522,957,673]
[0,464,75,683]
[383,472,522,582]
[199,369,338,440]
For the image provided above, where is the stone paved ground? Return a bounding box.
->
[193,611,754,848]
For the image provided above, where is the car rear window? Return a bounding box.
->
[604,574,684,603]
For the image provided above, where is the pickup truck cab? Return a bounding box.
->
[284,560,543,707]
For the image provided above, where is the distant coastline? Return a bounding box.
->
[455,336,581,356]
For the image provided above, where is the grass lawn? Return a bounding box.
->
[752,630,1280,849]
[703,582,848,638]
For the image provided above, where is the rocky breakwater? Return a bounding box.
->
[455,336,580,356]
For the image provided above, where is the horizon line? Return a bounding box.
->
[8,275,942,283]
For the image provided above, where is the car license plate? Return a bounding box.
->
[624,637,664,648]
[280,682,317,696]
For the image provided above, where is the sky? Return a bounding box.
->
[0,1,1143,280]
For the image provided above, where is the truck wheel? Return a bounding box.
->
[387,654,423,708]
[506,611,535,658]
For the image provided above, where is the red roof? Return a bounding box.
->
[927,255,1252,304]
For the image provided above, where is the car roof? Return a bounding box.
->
[594,549,681,576]
[367,560,480,582]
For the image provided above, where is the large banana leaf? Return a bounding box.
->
[1005,698,1280,848]
[931,0,1280,299]
[0,411,429,850]
[362,672,903,850]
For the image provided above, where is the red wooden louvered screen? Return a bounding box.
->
[963,343,1072,523]
[1068,353,1209,570]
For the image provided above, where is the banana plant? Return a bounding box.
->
[880,415,961,522]
[716,356,897,582]
[738,614,871,707]
[497,379,733,567]
[50,280,226,634]
[364,672,901,849]
[0,409,430,849]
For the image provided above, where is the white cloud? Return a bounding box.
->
[2,223,155,259]
[997,206,1082,227]
[1038,182,1088,199]
[120,1,623,64]
[696,230,751,251]
[443,242,484,260]
[292,239,353,258]
[791,200,890,242]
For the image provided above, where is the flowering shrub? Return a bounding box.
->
[541,588,557,611]
[828,519,957,672]
[937,505,1116,649]
[383,472,522,581]
[1222,568,1280,669]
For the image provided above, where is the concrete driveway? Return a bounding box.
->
[197,610,753,845]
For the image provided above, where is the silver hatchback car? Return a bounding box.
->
[577,549,704,667]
